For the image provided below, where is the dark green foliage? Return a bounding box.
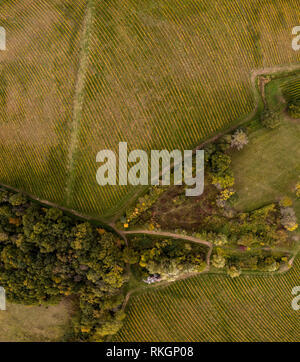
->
[210,152,231,174]
[0,189,128,341]
[212,247,289,273]
[130,236,208,278]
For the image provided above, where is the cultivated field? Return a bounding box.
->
[0,0,86,203]
[0,0,300,218]
[282,77,300,103]
[114,256,300,342]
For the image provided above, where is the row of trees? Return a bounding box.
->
[211,246,289,276]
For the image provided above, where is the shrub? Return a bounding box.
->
[227,266,241,278]
[279,196,293,208]
[211,254,226,269]
[261,107,281,129]
[288,102,300,119]
[295,183,300,198]
[280,207,298,231]
[261,257,279,272]
[8,193,27,206]
[230,129,248,150]
[0,190,9,203]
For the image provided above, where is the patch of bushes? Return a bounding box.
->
[288,101,300,119]
[129,235,208,281]
[260,107,281,129]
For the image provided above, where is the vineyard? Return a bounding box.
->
[282,77,300,104]
[0,0,300,218]
[114,256,300,342]
[0,0,86,204]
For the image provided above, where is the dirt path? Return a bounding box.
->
[120,266,211,314]
[117,230,214,313]
[0,182,126,238]
[64,0,94,205]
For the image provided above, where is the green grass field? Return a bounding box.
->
[114,256,300,342]
[232,121,300,219]
[232,75,300,221]
[0,0,300,218]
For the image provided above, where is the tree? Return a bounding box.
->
[214,234,228,246]
[211,174,235,190]
[279,197,293,208]
[230,129,248,150]
[227,266,241,278]
[9,193,27,206]
[122,247,139,264]
[211,153,231,174]
[211,254,226,269]
[0,188,128,341]
[280,207,298,231]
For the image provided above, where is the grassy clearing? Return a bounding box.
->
[232,79,300,221]
[114,256,300,342]
[0,299,74,342]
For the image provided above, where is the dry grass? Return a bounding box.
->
[0,298,74,342]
